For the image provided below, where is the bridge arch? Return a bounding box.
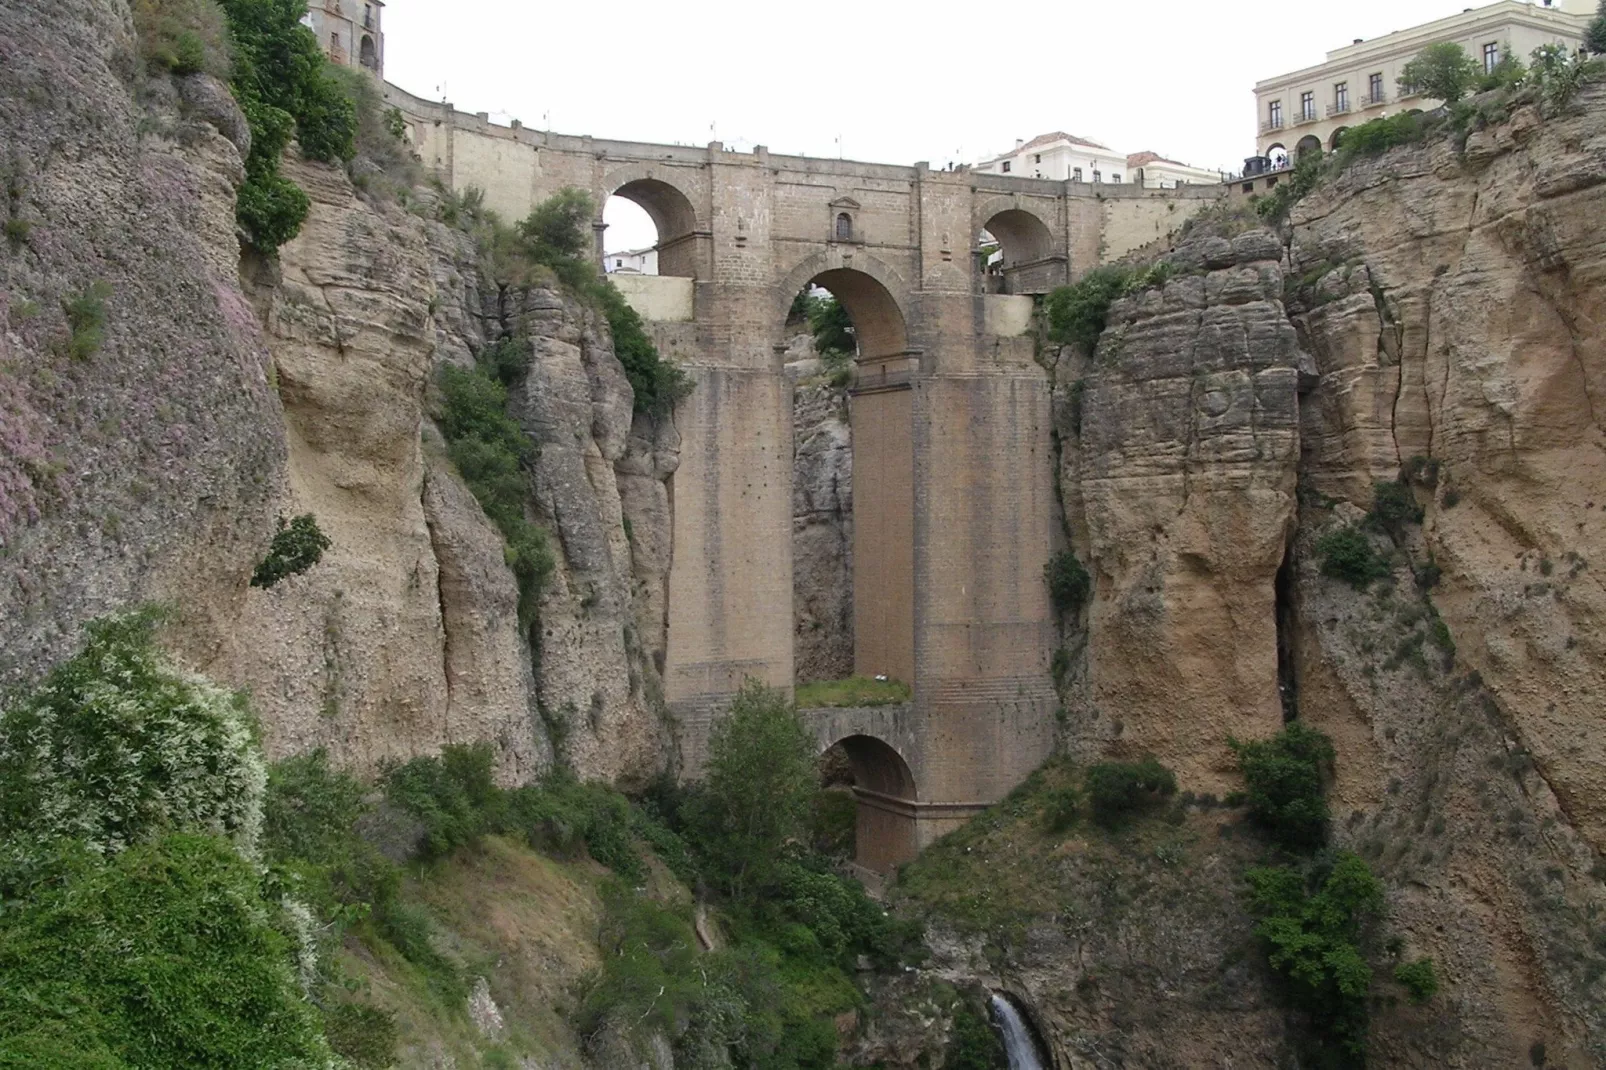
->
[819,732,919,872]
[972,196,1065,295]
[776,252,910,360]
[601,166,705,279]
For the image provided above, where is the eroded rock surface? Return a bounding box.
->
[789,338,853,685]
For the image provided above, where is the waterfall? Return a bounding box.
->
[988,993,1046,1070]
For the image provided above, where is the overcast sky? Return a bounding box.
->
[383,0,1482,252]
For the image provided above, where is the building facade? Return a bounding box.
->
[1254,0,1592,159]
[974,132,1134,184]
[604,247,659,275]
[306,0,385,76]
[1125,151,1225,189]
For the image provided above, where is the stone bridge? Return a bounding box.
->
[387,84,1220,869]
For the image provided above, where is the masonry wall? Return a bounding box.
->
[852,388,915,685]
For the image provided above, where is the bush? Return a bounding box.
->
[1590,1,1606,55]
[593,277,695,416]
[1394,957,1439,1004]
[261,748,396,922]
[1085,756,1177,827]
[1316,525,1390,588]
[1368,479,1423,541]
[131,0,231,78]
[328,65,420,200]
[435,363,554,625]
[1044,266,1133,356]
[1255,151,1324,223]
[323,1002,398,1069]
[251,513,331,587]
[0,609,265,864]
[1041,783,1084,833]
[1045,549,1092,617]
[1399,42,1481,103]
[1338,112,1431,159]
[1245,852,1384,1061]
[219,0,356,251]
[383,742,502,858]
[1229,721,1334,850]
[806,293,857,357]
[946,998,1008,1070]
[64,281,112,360]
[0,834,333,1069]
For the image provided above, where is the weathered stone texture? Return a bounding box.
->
[1060,229,1304,791]
[788,341,854,685]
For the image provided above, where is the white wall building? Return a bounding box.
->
[974,132,1133,184]
[1126,152,1226,189]
[1253,0,1593,159]
[604,247,658,275]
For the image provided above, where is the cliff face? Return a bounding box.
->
[787,337,854,685]
[1055,229,1306,793]
[0,0,675,788]
[1043,87,1606,1065]
[0,0,282,687]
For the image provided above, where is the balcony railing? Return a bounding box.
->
[1327,101,1351,117]
[1294,109,1319,125]
[1360,92,1387,107]
[1260,118,1286,133]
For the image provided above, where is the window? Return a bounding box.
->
[1300,91,1315,120]
[1111,173,1121,183]
[1072,166,1083,181]
[1334,81,1349,111]
[1243,182,1255,194]
[1483,42,1500,73]
[835,213,853,241]
[1034,153,1041,163]
[364,3,373,27]
[1001,161,1011,173]
[1269,100,1283,127]
[1092,170,1102,182]
[1368,72,1384,104]
[330,32,339,52]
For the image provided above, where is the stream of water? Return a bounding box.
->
[988,993,1046,1070]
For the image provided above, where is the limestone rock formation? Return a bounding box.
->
[788,336,854,684]
[1057,228,1305,791]
[0,0,283,687]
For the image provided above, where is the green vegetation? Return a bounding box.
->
[1589,1,1606,55]
[1399,42,1482,103]
[64,281,112,360]
[1316,525,1390,588]
[132,0,232,78]
[1044,548,1092,617]
[250,512,331,587]
[1043,265,1136,357]
[219,0,356,252]
[1085,757,1177,827]
[1229,721,1334,850]
[4,216,30,251]
[794,675,912,708]
[945,999,1008,1069]
[435,362,553,626]
[1244,853,1384,1063]
[1395,957,1439,1004]
[329,64,420,201]
[1336,112,1433,159]
[1477,50,1527,93]
[808,292,856,356]
[1255,151,1324,223]
[1368,479,1423,542]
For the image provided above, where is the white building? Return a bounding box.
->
[1253,0,1593,159]
[1125,152,1226,189]
[604,247,658,275]
[974,132,1133,184]
[973,132,1221,188]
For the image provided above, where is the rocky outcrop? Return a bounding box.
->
[788,336,853,684]
[1055,228,1305,792]
[0,0,282,687]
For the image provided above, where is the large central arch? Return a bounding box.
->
[822,733,919,872]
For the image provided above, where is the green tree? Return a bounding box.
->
[693,680,816,898]
[1588,1,1606,55]
[1044,266,1133,357]
[1399,42,1481,103]
[807,293,856,356]
[1229,721,1335,850]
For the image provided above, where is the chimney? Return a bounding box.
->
[1015,138,1024,150]
[1353,37,1363,44]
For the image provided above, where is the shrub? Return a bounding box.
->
[1338,112,1431,158]
[1399,42,1481,103]
[807,292,857,357]
[1316,525,1390,588]
[1085,756,1177,827]
[383,741,501,858]
[1395,957,1439,1004]
[131,0,231,78]
[1245,852,1384,1060]
[1041,783,1084,833]
[0,833,333,1068]
[328,65,419,200]
[1229,721,1334,850]
[1045,549,1092,617]
[1478,50,1527,93]
[219,0,356,251]
[0,609,265,864]
[64,281,112,360]
[1528,44,1605,113]
[1255,151,1324,223]
[4,216,30,250]
[594,277,695,416]
[1044,266,1133,356]
[1589,1,1606,55]
[323,1003,398,1069]
[1368,479,1423,541]
[946,998,1008,1070]
[435,363,554,625]
[251,513,331,587]
[691,680,816,898]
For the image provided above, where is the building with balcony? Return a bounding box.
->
[305,0,385,77]
[1253,0,1592,160]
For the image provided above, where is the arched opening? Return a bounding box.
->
[819,734,918,872]
[1295,134,1323,160]
[978,208,1060,295]
[1328,126,1350,152]
[603,177,700,280]
[782,265,911,694]
[1266,143,1289,170]
[358,34,377,70]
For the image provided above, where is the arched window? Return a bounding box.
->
[835,213,853,241]
[359,34,378,69]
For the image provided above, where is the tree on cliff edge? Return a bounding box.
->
[1587,0,1606,55]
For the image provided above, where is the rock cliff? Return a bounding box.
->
[787,337,854,685]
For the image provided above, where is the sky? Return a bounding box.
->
[382,0,1486,252]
